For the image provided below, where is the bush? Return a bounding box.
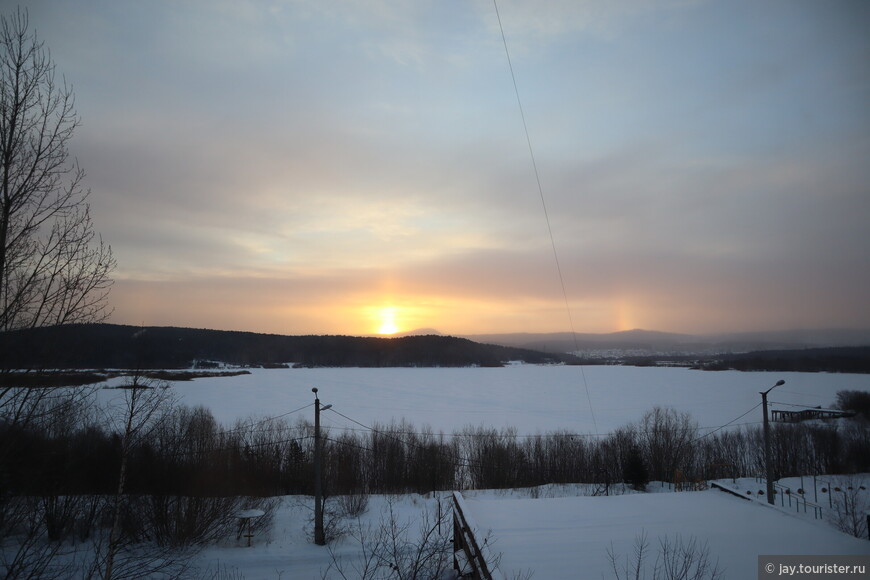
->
[608,532,723,580]
[836,390,870,420]
[623,444,649,491]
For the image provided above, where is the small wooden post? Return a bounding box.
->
[244,519,254,547]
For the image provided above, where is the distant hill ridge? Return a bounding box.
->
[0,324,577,369]
[464,328,870,354]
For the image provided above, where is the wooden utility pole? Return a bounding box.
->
[761,379,785,505]
[312,388,331,545]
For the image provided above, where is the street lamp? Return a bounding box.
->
[312,388,331,545]
[761,379,785,505]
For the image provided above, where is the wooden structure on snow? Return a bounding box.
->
[771,407,854,423]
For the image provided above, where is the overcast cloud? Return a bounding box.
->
[17,0,870,335]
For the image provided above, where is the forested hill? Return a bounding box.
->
[0,324,578,369]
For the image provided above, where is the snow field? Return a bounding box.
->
[192,481,869,580]
[462,487,870,580]
[195,493,454,579]
[97,366,870,578]
[100,365,870,437]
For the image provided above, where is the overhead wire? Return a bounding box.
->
[215,402,315,437]
[325,406,486,471]
[170,434,314,459]
[768,400,833,410]
[321,405,772,489]
[776,389,826,399]
[491,0,598,434]
[326,405,761,443]
[693,403,762,443]
[128,401,317,459]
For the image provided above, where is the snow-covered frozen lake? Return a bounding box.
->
[103,365,870,435]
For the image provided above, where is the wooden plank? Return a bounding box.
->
[452,491,506,580]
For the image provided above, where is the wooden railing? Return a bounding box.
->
[452,491,506,580]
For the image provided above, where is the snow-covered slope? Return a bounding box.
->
[463,488,869,579]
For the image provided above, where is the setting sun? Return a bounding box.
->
[376,306,400,335]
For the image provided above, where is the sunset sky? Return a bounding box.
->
[19,0,870,336]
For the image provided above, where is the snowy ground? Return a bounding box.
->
[190,478,869,580]
[192,486,647,578]
[193,493,455,580]
[462,485,870,580]
[99,365,870,435]
[711,474,870,539]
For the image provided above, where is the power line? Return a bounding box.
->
[492,0,598,434]
[768,400,833,410]
[325,407,487,471]
[215,402,315,437]
[170,434,314,459]
[693,403,762,443]
[776,389,825,399]
[325,407,761,440]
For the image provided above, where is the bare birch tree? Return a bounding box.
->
[102,374,176,580]
[0,7,114,333]
[0,5,115,459]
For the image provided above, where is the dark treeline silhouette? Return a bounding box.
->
[2,384,869,575]
[0,323,577,369]
[617,347,870,374]
[4,401,869,501]
[696,347,870,374]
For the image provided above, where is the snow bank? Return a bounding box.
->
[462,489,870,580]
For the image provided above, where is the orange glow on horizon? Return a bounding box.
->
[111,278,633,337]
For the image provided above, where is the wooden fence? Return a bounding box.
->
[452,491,506,580]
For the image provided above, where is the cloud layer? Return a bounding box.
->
[19,0,870,335]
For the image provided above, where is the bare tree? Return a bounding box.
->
[0,6,115,464]
[323,495,454,580]
[0,495,76,580]
[0,374,100,579]
[0,7,114,333]
[830,476,869,539]
[0,10,114,558]
[638,407,699,484]
[608,532,723,580]
[102,374,176,580]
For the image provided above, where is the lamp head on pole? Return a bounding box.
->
[761,379,786,396]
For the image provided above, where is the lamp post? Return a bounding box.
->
[312,388,332,545]
[761,379,785,505]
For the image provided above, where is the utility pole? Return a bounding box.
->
[312,388,331,545]
[761,379,785,505]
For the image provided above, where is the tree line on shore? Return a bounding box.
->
[1,378,868,577]
[4,380,869,510]
[5,387,870,499]
[0,324,578,369]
